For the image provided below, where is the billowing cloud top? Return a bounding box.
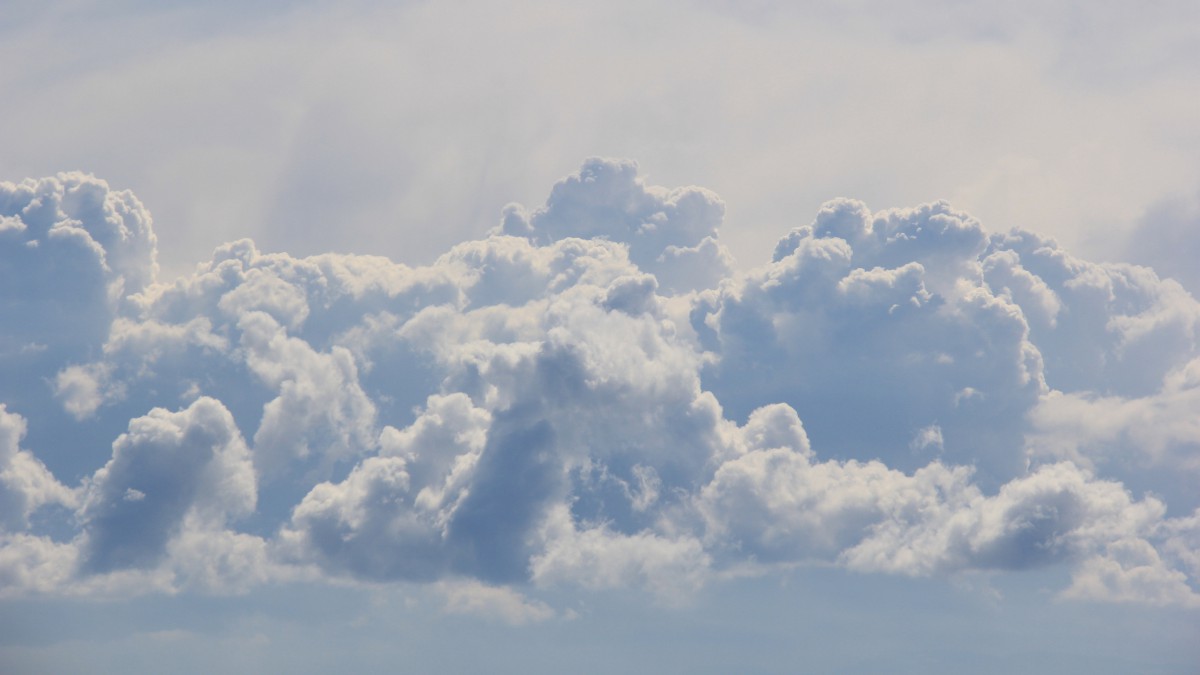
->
[1,160,1198,612]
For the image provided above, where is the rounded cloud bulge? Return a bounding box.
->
[1,159,1197,612]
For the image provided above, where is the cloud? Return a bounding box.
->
[437,579,557,625]
[693,198,1044,483]
[1063,537,1200,608]
[0,405,76,530]
[0,533,78,597]
[498,158,735,293]
[78,397,255,573]
[0,159,1196,611]
[530,504,712,604]
[991,229,1200,398]
[0,173,159,435]
[1028,360,1200,474]
[0,173,156,341]
[840,462,1167,576]
[239,311,377,476]
[910,424,944,454]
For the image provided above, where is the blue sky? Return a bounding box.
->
[2,2,1200,673]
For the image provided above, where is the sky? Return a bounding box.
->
[1,1,1199,673]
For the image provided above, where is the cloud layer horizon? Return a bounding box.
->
[2,158,1198,615]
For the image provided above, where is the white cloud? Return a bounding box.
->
[53,363,116,420]
[0,173,157,405]
[531,505,711,604]
[78,397,256,574]
[1063,538,1200,608]
[164,525,282,595]
[910,424,944,454]
[498,158,735,294]
[0,405,76,530]
[0,214,26,233]
[841,462,1166,577]
[0,172,156,294]
[240,311,377,476]
[437,579,557,625]
[0,533,78,597]
[694,198,1045,482]
[0,161,1197,612]
[280,453,445,582]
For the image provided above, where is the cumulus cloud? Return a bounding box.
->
[693,198,1045,483]
[498,158,735,293]
[239,311,377,475]
[1063,537,1200,608]
[78,397,255,573]
[530,504,712,604]
[0,160,1196,612]
[0,533,79,597]
[841,462,1166,576]
[437,579,557,625]
[0,405,76,530]
[0,173,156,358]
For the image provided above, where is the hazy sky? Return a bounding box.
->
[2,2,1199,673]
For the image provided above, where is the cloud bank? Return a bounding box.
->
[1,160,1197,612]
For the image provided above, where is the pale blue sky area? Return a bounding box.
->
[4,570,1197,674]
